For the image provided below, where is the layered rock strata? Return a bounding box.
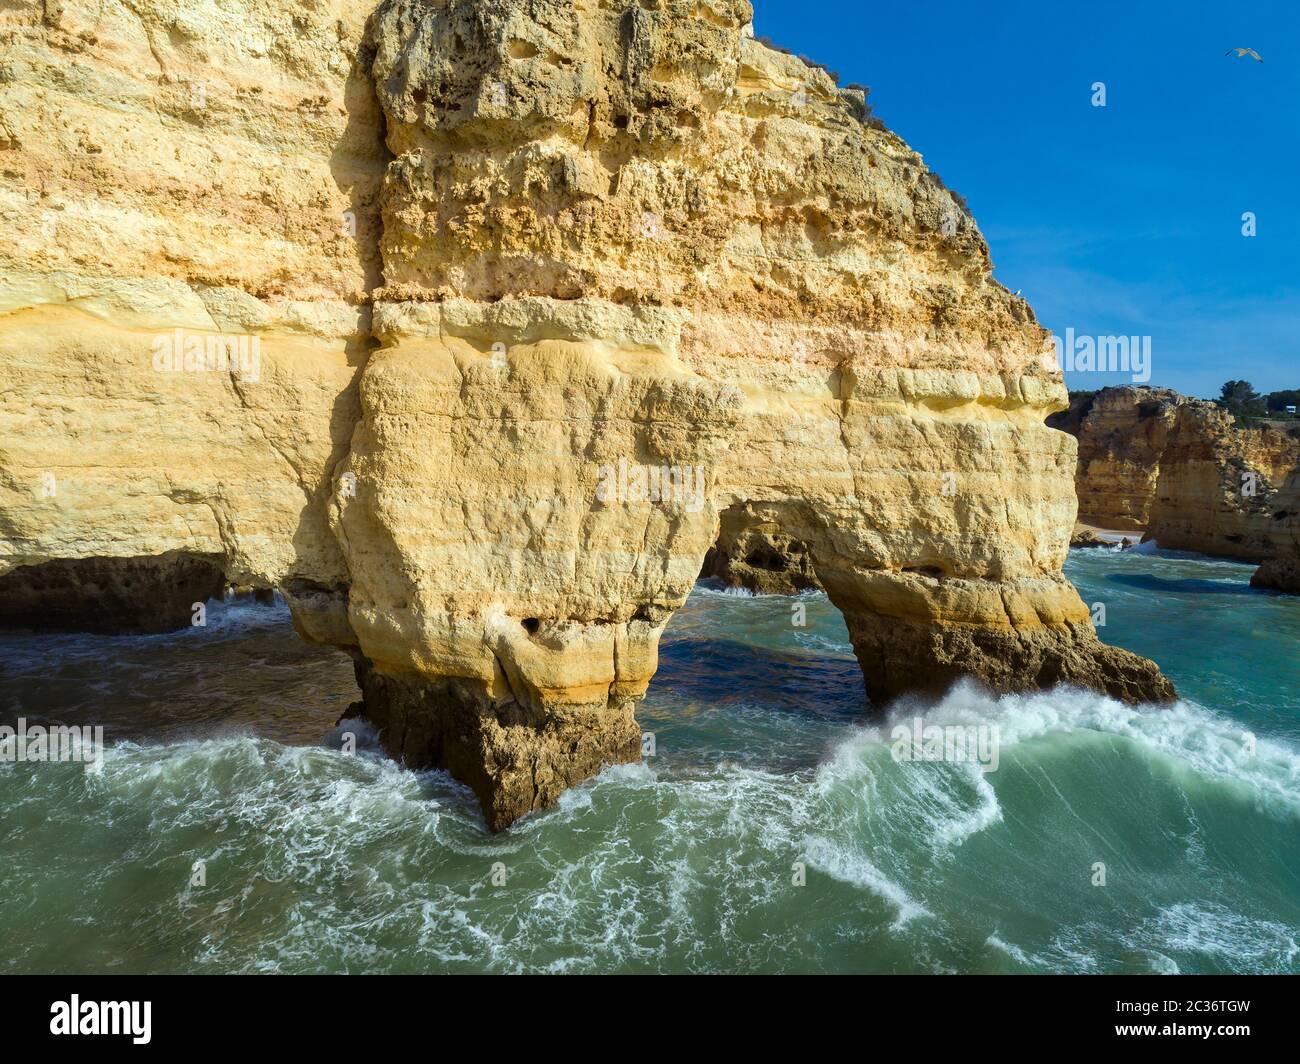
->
[1147,404,1299,563]
[0,0,1173,830]
[1046,387,1187,532]
[1052,387,1300,584]
[0,0,384,602]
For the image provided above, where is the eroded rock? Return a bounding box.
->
[0,0,1174,831]
[1047,387,1187,532]
[701,503,822,594]
[0,552,225,633]
[1051,386,1300,592]
[1147,404,1299,563]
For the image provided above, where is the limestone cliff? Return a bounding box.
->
[0,0,384,597]
[1147,403,1299,563]
[0,0,1173,831]
[1251,467,1300,592]
[1052,386,1300,586]
[1046,387,1187,532]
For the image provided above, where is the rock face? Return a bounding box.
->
[1068,529,1113,549]
[0,0,1173,831]
[1047,387,1187,532]
[0,553,225,633]
[1251,497,1300,592]
[1147,404,1299,563]
[700,502,822,594]
[1052,387,1300,583]
[0,0,383,598]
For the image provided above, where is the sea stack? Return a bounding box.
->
[0,0,1172,830]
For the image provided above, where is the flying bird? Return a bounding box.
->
[1226,47,1263,62]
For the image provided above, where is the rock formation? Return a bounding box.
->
[700,502,822,593]
[1147,404,1299,563]
[0,0,1173,831]
[0,552,225,632]
[1046,387,1187,532]
[1250,470,1300,592]
[1068,529,1114,549]
[1051,387,1300,585]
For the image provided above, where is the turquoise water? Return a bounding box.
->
[1,549,1298,974]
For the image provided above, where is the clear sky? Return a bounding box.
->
[752,0,1298,399]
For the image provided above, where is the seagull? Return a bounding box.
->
[1226,47,1263,62]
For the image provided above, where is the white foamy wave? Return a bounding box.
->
[927,766,1003,847]
[693,581,757,598]
[1125,538,1161,555]
[985,931,1113,973]
[1131,903,1299,973]
[804,835,932,928]
[810,721,1004,854]
[986,933,1036,967]
[692,579,827,601]
[880,681,1300,817]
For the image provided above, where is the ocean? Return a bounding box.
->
[1,545,1297,973]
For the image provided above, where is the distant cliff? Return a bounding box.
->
[1049,387,1300,590]
[1046,388,1188,532]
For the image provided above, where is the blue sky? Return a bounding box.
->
[753,0,1298,398]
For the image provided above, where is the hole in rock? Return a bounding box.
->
[521,618,541,634]
[902,565,945,579]
[745,546,790,573]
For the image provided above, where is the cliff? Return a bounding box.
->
[1148,404,1299,564]
[1051,387,1300,585]
[1251,468,1300,591]
[0,0,1172,831]
[1046,387,1187,532]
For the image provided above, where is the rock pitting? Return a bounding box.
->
[1,0,1173,830]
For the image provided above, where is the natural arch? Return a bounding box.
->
[0,0,1174,835]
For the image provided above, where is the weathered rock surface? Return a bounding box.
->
[1068,528,1112,549]
[0,0,383,594]
[700,502,822,594]
[1052,386,1300,587]
[0,0,1174,830]
[1046,387,1187,532]
[0,552,225,632]
[1147,404,1299,562]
